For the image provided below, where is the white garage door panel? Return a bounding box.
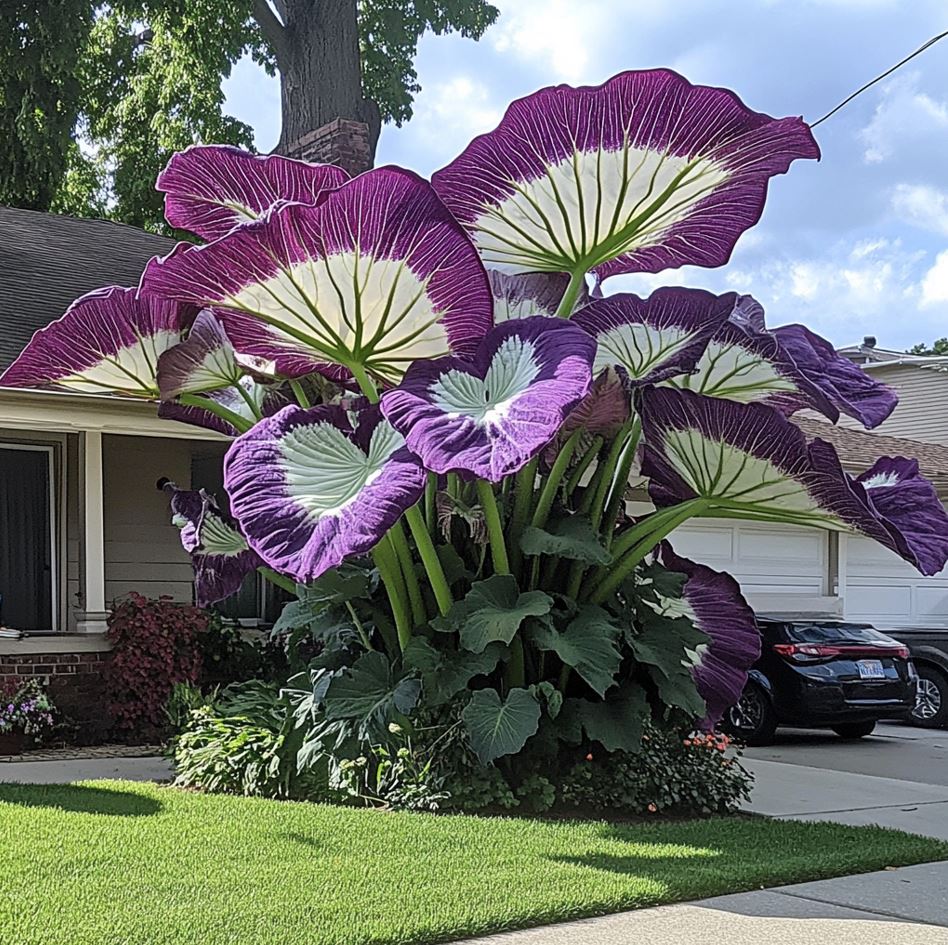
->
[844,536,948,627]
[738,528,824,564]
[672,520,828,598]
[672,525,734,562]
[844,583,914,618]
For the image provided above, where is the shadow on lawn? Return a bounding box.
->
[0,783,162,816]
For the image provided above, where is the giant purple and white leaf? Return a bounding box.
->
[639,387,945,573]
[380,317,595,481]
[431,69,819,279]
[667,319,897,427]
[158,144,349,240]
[852,455,948,576]
[773,324,898,429]
[657,544,761,727]
[0,287,185,396]
[158,378,288,437]
[157,310,243,399]
[572,288,736,385]
[164,483,262,606]
[488,270,579,322]
[142,167,493,383]
[224,403,426,583]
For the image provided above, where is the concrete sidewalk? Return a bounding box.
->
[741,756,948,841]
[0,754,173,783]
[452,862,948,943]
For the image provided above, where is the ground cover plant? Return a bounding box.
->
[5,68,948,806]
[1,781,946,945]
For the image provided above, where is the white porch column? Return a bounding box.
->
[77,430,108,633]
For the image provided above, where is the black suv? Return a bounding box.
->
[881,627,948,729]
[722,617,917,745]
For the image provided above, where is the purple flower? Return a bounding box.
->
[380,317,595,481]
[0,287,186,396]
[142,167,493,383]
[638,387,948,576]
[158,378,289,437]
[157,144,349,240]
[658,544,761,727]
[432,69,818,279]
[572,288,737,386]
[164,483,263,606]
[665,310,897,429]
[223,403,426,583]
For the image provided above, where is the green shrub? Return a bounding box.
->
[559,725,752,816]
[172,681,332,801]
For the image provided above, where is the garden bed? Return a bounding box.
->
[1,780,945,945]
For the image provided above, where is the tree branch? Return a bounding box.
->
[251,0,287,63]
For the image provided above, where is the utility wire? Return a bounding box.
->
[812,29,948,126]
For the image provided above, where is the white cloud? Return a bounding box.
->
[922,251,948,307]
[490,1,612,82]
[859,72,948,165]
[891,183,948,236]
[396,76,502,172]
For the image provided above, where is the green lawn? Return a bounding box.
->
[1,781,945,945]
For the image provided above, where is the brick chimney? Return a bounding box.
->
[282,119,372,176]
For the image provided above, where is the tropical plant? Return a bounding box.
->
[6,70,948,802]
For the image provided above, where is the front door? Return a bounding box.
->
[0,445,54,631]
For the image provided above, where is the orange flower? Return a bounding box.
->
[585,753,594,762]
[683,739,691,747]
[647,803,657,813]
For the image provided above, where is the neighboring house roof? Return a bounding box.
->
[796,416,948,491]
[0,206,175,371]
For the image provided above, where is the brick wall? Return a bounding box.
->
[1,650,112,743]
[283,118,372,176]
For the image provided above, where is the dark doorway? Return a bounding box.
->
[0,446,54,631]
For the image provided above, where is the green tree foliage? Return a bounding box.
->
[909,338,948,355]
[0,2,94,210]
[1,0,498,229]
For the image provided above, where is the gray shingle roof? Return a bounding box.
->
[0,206,175,370]
[796,416,948,492]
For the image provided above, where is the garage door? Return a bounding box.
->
[671,519,830,597]
[843,536,948,628]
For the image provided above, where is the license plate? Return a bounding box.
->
[857,659,886,680]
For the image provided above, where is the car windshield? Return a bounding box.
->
[787,623,892,644]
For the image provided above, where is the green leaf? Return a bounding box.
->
[433,575,552,654]
[532,681,563,720]
[297,564,373,607]
[568,684,649,752]
[528,605,622,697]
[434,544,470,587]
[402,638,507,706]
[323,652,421,734]
[461,687,541,764]
[519,515,612,565]
[629,586,710,718]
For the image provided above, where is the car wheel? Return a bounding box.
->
[723,683,777,746]
[912,666,948,729]
[832,720,876,739]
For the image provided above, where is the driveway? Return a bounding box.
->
[741,724,948,840]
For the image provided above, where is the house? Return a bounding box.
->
[0,207,239,733]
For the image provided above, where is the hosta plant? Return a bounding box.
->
[6,70,948,800]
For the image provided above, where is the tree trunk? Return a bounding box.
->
[274,0,380,161]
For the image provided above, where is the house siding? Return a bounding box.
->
[102,435,194,606]
[838,365,948,445]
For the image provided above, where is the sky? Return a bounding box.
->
[222,1,948,351]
